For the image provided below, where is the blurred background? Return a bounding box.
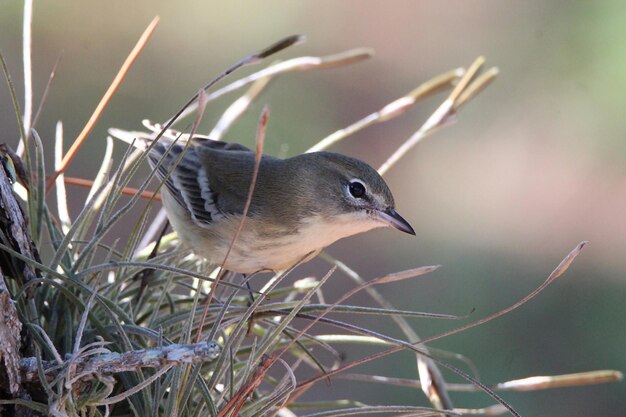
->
[1,1,624,415]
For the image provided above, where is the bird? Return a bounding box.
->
[109,125,415,274]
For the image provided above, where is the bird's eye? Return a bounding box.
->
[348,180,366,198]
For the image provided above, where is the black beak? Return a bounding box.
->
[377,208,416,235]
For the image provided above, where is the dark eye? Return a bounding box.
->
[348,181,366,198]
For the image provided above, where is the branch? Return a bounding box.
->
[14,341,221,386]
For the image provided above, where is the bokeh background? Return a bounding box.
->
[1,1,624,415]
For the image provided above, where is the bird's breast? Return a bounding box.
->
[165,191,384,273]
[222,212,384,272]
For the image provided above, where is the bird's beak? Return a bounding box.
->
[377,208,416,235]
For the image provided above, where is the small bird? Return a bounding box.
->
[109,127,415,274]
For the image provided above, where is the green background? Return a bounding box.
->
[1,1,624,415]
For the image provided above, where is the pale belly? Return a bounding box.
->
[162,191,384,273]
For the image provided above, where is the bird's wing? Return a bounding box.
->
[109,126,261,225]
[148,137,254,227]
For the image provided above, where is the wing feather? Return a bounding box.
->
[147,137,252,227]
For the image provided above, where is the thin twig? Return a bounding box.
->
[46,16,160,192]
[53,122,72,232]
[417,241,588,346]
[135,208,168,254]
[335,369,623,392]
[19,0,33,156]
[277,266,438,406]
[492,370,623,392]
[293,243,588,414]
[321,254,453,411]
[61,176,160,201]
[307,68,463,153]
[378,57,498,175]
[173,47,373,123]
[165,35,303,128]
[31,52,63,133]
[209,75,271,140]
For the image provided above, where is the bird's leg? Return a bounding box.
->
[241,274,259,336]
[243,275,255,305]
[134,219,170,303]
[244,275,256,335]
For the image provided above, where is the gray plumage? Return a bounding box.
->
[150,137,394,231]
[109,128,414,273]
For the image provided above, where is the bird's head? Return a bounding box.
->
[291,152,415,236]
